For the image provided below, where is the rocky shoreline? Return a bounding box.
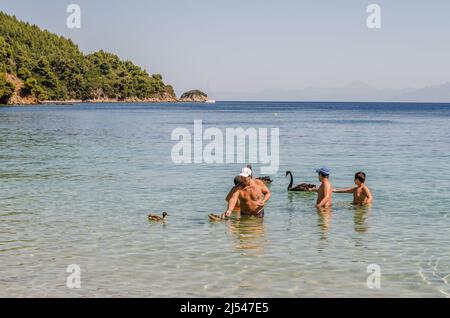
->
[1,74,211,106]
[4,91,212,106]
[1,74,210,106]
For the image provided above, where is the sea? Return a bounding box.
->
[0,101,449,297]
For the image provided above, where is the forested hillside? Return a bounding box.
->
[0,12,176,104]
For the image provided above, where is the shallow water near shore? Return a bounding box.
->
[1,101,449,297]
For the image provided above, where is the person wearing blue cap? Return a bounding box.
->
[313,167,333,208]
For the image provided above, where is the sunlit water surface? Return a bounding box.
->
[0,102,449,297]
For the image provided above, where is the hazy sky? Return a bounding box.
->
[1,0,450,97]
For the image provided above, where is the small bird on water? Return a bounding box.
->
[148,211,168,222]
[208,213,226,221]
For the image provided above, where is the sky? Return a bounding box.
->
[1,0,450,99]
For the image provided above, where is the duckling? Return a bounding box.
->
[208,213,226,221]
[148,211,168,222]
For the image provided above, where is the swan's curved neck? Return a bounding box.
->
[287,172,293,189]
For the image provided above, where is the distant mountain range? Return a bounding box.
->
[212,80,450,103]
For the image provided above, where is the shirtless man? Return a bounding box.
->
[223,167,271,218]
[333,171,373,205]
[310,167,333,208]
[225,167,268,213]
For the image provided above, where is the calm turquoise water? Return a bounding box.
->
[1,102,449,297]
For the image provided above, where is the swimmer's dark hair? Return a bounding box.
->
[319,172,329,178]
[234,176,242,185]
[355,171,366,183]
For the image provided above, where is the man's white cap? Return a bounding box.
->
[239,167,252,178]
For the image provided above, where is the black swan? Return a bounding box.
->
[285,171,316,191]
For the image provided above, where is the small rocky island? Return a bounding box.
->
[179,90,208,102]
